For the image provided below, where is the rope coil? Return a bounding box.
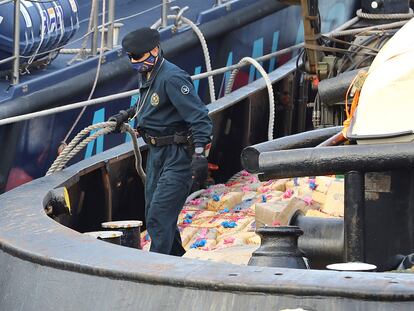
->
[356,8,414,20]
[47,122,146,183]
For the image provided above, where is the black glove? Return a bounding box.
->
[108,110,130,133]
[191,153,208,186]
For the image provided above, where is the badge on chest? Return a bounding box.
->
[150,92,160,106]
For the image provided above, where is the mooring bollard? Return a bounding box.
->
[101,220,143,249]
[248,226,309,269]
[83,231,123,245]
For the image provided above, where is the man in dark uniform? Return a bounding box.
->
[110,28,213,256]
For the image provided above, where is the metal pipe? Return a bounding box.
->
[241,126,343,173]
[250,142,414,178]
[293,214,344,265]
[0,56,16,66]
[0,88,140,126]
[161,0,169,28]
[12,0,20,85]
[91,0,99,56]
[318,67,369,106]
[107,0,115,49]
[344,171,365,262]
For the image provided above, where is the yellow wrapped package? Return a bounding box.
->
[311,176,336,205]
[186,210,216,227]
[206,192,243,211]
[321,180,344,217]
[179,226,199,246]
[216,231,257,249]
[184,245,259,265]
[217,216,255,237]
[184,227,218,250]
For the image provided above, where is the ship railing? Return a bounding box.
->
[0,10,365,127]
[0,0,21,85]
[0,13,364,127]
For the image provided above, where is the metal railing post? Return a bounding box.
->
[216,0,223,5]
[12,0,20,85]
[107,0,115,49]
[91,0,99,55]
[161,0,169,28]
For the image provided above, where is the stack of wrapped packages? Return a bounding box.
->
[141,171,344,265]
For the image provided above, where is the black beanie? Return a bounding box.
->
[122,27,160,57]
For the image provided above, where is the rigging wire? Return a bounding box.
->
[62,0,106,145]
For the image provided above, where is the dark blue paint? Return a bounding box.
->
[0,0,354,190]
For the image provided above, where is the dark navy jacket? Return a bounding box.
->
[133,56,212,146]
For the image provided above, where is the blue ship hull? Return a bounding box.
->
[0,0,357,192]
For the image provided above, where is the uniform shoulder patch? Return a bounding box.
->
[181,85,190,95]
[150,92,160,106]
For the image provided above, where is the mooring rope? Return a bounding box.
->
[152,14,216,102]
[225,57,275,141]
[47,121,146,183]
[356,8,414,20]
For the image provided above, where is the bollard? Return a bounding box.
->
[248,226,309,269]
[101,220,143,249]
[83,231,123,245]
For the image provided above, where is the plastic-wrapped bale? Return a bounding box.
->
[310,176,336,205]
[320,179,344,217]
[217,216,255,238]
[242,191,257,201]
[184,196,210,210]
[184,227,218,250]
[255,191,284,204]
[255,197,318,228]
[257,179,288,193]
[215,231,258,249]
[183,245,259,265]
[206,192,244,211]
[181,210,217,227]
[179,226,199,246]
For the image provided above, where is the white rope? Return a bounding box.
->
[327,20,409,37]
[356,8,414,20]
[0,16,366,127]
[225,57,275,141]
[152,15,216,102]
[47,121,146,183]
